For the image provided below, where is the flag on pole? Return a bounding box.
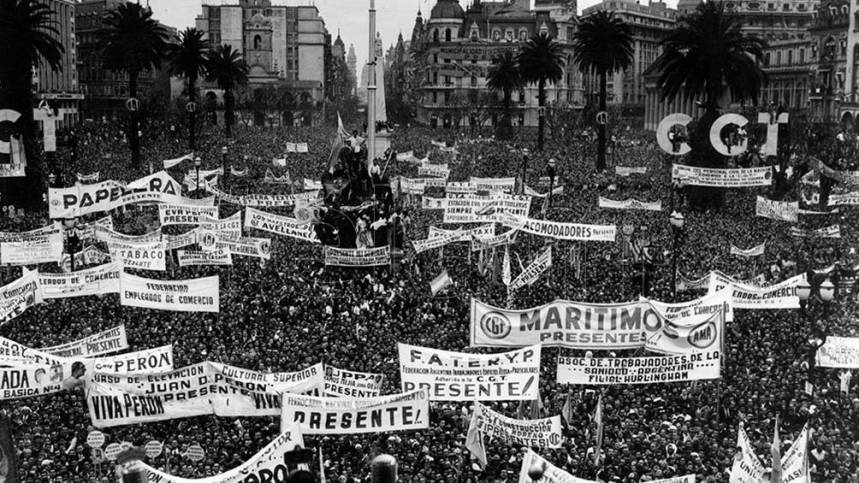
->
[593,393,604,466]
[502,245,512,286]
[530,392,544,420]
[327,113,350,173]
[430,270,452,296]
[509,246,552,292]
[318,447,327,483]
[561,393,574,427]
[771,416,782,483]
[465,408,487,470]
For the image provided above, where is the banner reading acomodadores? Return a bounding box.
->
[498,213,616,242]
[324,365,384,398]
[281,389,429,435]
[815,336,859,369]
[138,428,304,483]
[471,401,562,448]
[32,261,121,299]
[398,343,541,401]
[119,273,219,313]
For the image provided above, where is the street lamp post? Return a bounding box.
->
[797,277,811,312]
[521,149,530,194]
[669,211,685,301]
[194,156,201,198]
[221,146,228,189]
[546,158,557,215]
[48,172,57,188]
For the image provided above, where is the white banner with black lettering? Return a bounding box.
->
[177,250,232,267]
[789,225,841,238]
[324,246,390,267]
[598,197,662,211]
[498,213,616,242]
[729,243,765,257]
[829,192,859,206]
[108,240,166,271]
[815,336,859,369]
[119,273,219,313]
[418,164,450,179]
[557,350,721,385]
[197,213,242,247]
[33,261,121,299]
[158,205,219,226]
[471,401,562,448]
[509,247,552,292]
[0,224,63,265]
[443,194,532,224]
[206,184,318,207]
[323,365,384,398]
[707,272,802,310]
[281,389,430,435]
[412,229,464,254]
[756,196,798,222]
[215,237,272,260]
[95,226,162,245]
[429,224,494,243]
[244,208,320,243]
[422,196,447,210]
[446,181,477,194]
[0,270,42,326]
[207,361,325,417]
[163,229,198,251]
[39,325,128,358]
[672,165,772,187]
[469,177,516,193]
[615,166,648,177]
[398,343,541,401]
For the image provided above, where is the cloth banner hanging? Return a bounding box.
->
[0,270,42,326]
[498,213,616,242]
[119,272,219,312]
[39,325,128,358]
[429,224,494,242]
[729,243,765,257]
[163,153,193,169]
[177,250,232,267]
[707,272,803,309]
[280,389,430,435]
[598,197,662,211]
[815,336,859,369]
[470,401,562,448]
[0,224,63,265]
[32,261,121,299]
[615,166,648,177]
[323,247,390,267]
[107,240,166,271]
[158,205,219,226]
[205,184,318,207]
[509,247,552,292]
[422,196,447,210]
[244,208,320,243]
[672,164,772,187]
[323,365,384,398]
[469,177,516,193]
[397,343,541,401]
[755,196,798,222]
[446,181,477,194]
[163,229,199,251]
[443,194,532,224]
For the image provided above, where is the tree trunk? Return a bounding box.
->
[129,71,140,168]
[596,69,607,172]
[225,89,234,137]
[500,88,512,138]
[687,108,725,211]
[188,74,196,151]
[537,77,546,152]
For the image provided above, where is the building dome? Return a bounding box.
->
[430,0,465,19]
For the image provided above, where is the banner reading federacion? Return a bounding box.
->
[398,343,540,401]
[281,389,429,435]
[119,272,219,313]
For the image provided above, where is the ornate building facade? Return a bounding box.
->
[36,0,82,128]
[409,0,582,129]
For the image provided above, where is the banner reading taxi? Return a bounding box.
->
[398,343,541,401]
[119,273,219,313]
[281,389,429,435]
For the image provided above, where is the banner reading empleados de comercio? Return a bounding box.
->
[398,343,541,401]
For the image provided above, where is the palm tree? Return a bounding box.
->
[0,0,64,208]
[205,44,249,138]
[98,2,171,168]
[517,33,565,152]
[572,11,633,172]
[169,27,209,151]
[487,50,523,139]
[652,1,766,209]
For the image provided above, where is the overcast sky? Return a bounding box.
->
[147,0,679,69]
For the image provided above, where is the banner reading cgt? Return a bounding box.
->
[281,389,429,435]
[398,343,541,401]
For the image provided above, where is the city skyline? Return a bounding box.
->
[146,0,682,71]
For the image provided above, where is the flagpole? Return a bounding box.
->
[367,0,377,172]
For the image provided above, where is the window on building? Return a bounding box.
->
[471,75,477,86]
[776,51,781,64]
[518,89,525,102]
[254,35,262,49]
[445,75,451,85]
[433,54,438,64]
[433,92,438,103]
[788,50,793,64]
[445,28,452,42]
[433,72,438,84]
[765,52,771,65]
[433,29,439,42]
[444,92,451,103]
[800,48,805,62]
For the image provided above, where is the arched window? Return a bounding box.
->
[254,35,262,49]
[445,28,452,42]
[433,30,439,42]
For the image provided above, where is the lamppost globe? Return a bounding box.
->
[796,278,812,302]
[820,279,835,302]
[669,211,685,229]
[221,146,228,156]
[194,157,202,168]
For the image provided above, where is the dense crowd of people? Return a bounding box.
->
[1,113,857,482]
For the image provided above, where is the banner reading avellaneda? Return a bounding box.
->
[244,207,320,243]
[397,343,541,400]
[324,246,390,267]
[324,365,384,398]
[31,261,121,299]
[471,290,729,350]
[139,428,305,483]
[281,389,429,435]
[672,164,772,187]
[38,325,128,358]
[498,213,616,242]
[119,273,219,312]
[471,401,562,448]
[815,336,859,369]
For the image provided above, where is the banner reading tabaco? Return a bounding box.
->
[398,343,541,401]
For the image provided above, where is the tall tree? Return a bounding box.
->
[98,2,171,168]
[487,50,523,139]
[572,10,633,172]
[169,27,209,151]
[517,33,565,152]
[0,0,64,208]
[205,44,249,138]
[652,1,767,210]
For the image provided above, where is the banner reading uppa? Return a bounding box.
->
[324,365,384,398]
[119,273,219,313]
[39,325,128,358]
[33,261,121,299]
[281,389,429,435]
[471,401,562,448]
[815,336,859,369]
[398,343,540,401]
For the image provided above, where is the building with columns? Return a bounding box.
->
[581,0,677,108]
[408,0,582,129]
